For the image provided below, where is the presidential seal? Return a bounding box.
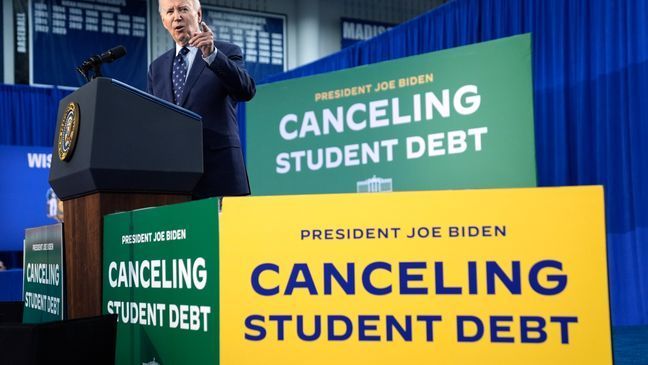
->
[57,102,80,161]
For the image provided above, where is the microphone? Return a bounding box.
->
[76,45,127,81]
[97,45,127,63]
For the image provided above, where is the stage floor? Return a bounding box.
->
[614,325,648,365]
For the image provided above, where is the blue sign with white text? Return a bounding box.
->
[31,0,148,89]
[0,145,61,252]
[202,6,286,82]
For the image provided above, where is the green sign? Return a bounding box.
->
[247,34,536,195]
[23,223,65,323]
[103,199,220,365]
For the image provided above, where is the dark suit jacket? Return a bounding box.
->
[147,41,255,198]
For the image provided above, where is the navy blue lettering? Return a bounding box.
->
[251,263,279,296]
[244,315,266,341]
[269,315,292,340]
[285,263,318,295]
[386,315,412,341]
[520,316,547,343]
[486,261,521,294]
[490,316,514,343]
[530,260,567,295]
[328,315,353,341]
[457,315,484,342]
[435,262,462,294]
[362,262,392,295]
[416,315,442,341]
[551,316,578,344]
[324,263,355,295]
[358,315,381,341]
[399,262,428,295]
[468,261,478,294]
[297,315,321,341]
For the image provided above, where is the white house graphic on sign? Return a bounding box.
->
[356,176,393,193]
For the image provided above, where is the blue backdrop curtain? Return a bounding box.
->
[260,0,648,326]
[1,0,646,326]
[0,84,72,146]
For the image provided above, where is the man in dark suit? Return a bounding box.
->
[148,0,255,199]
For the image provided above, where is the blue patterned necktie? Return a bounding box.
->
[172,47,190,105]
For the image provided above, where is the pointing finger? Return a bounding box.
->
[201,22,212,33]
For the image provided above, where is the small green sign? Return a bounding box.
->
[103,199,220,365]
[247,34,536,195]
[23,223,65,323]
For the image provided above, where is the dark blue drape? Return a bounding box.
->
[0,84,73,147]
[261,0,648,326]
[1,0,646,326]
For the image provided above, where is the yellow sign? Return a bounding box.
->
[220,187,611,364]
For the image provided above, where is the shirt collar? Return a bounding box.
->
[175,44,198,57]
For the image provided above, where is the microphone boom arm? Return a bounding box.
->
[76,45,126,82]
[76,57,103,82]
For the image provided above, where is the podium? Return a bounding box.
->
[49,78,203,319]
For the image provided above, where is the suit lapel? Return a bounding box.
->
[160,49,175,103]
[179,49,206,106]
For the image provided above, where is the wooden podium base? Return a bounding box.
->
[63,192,190,319]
